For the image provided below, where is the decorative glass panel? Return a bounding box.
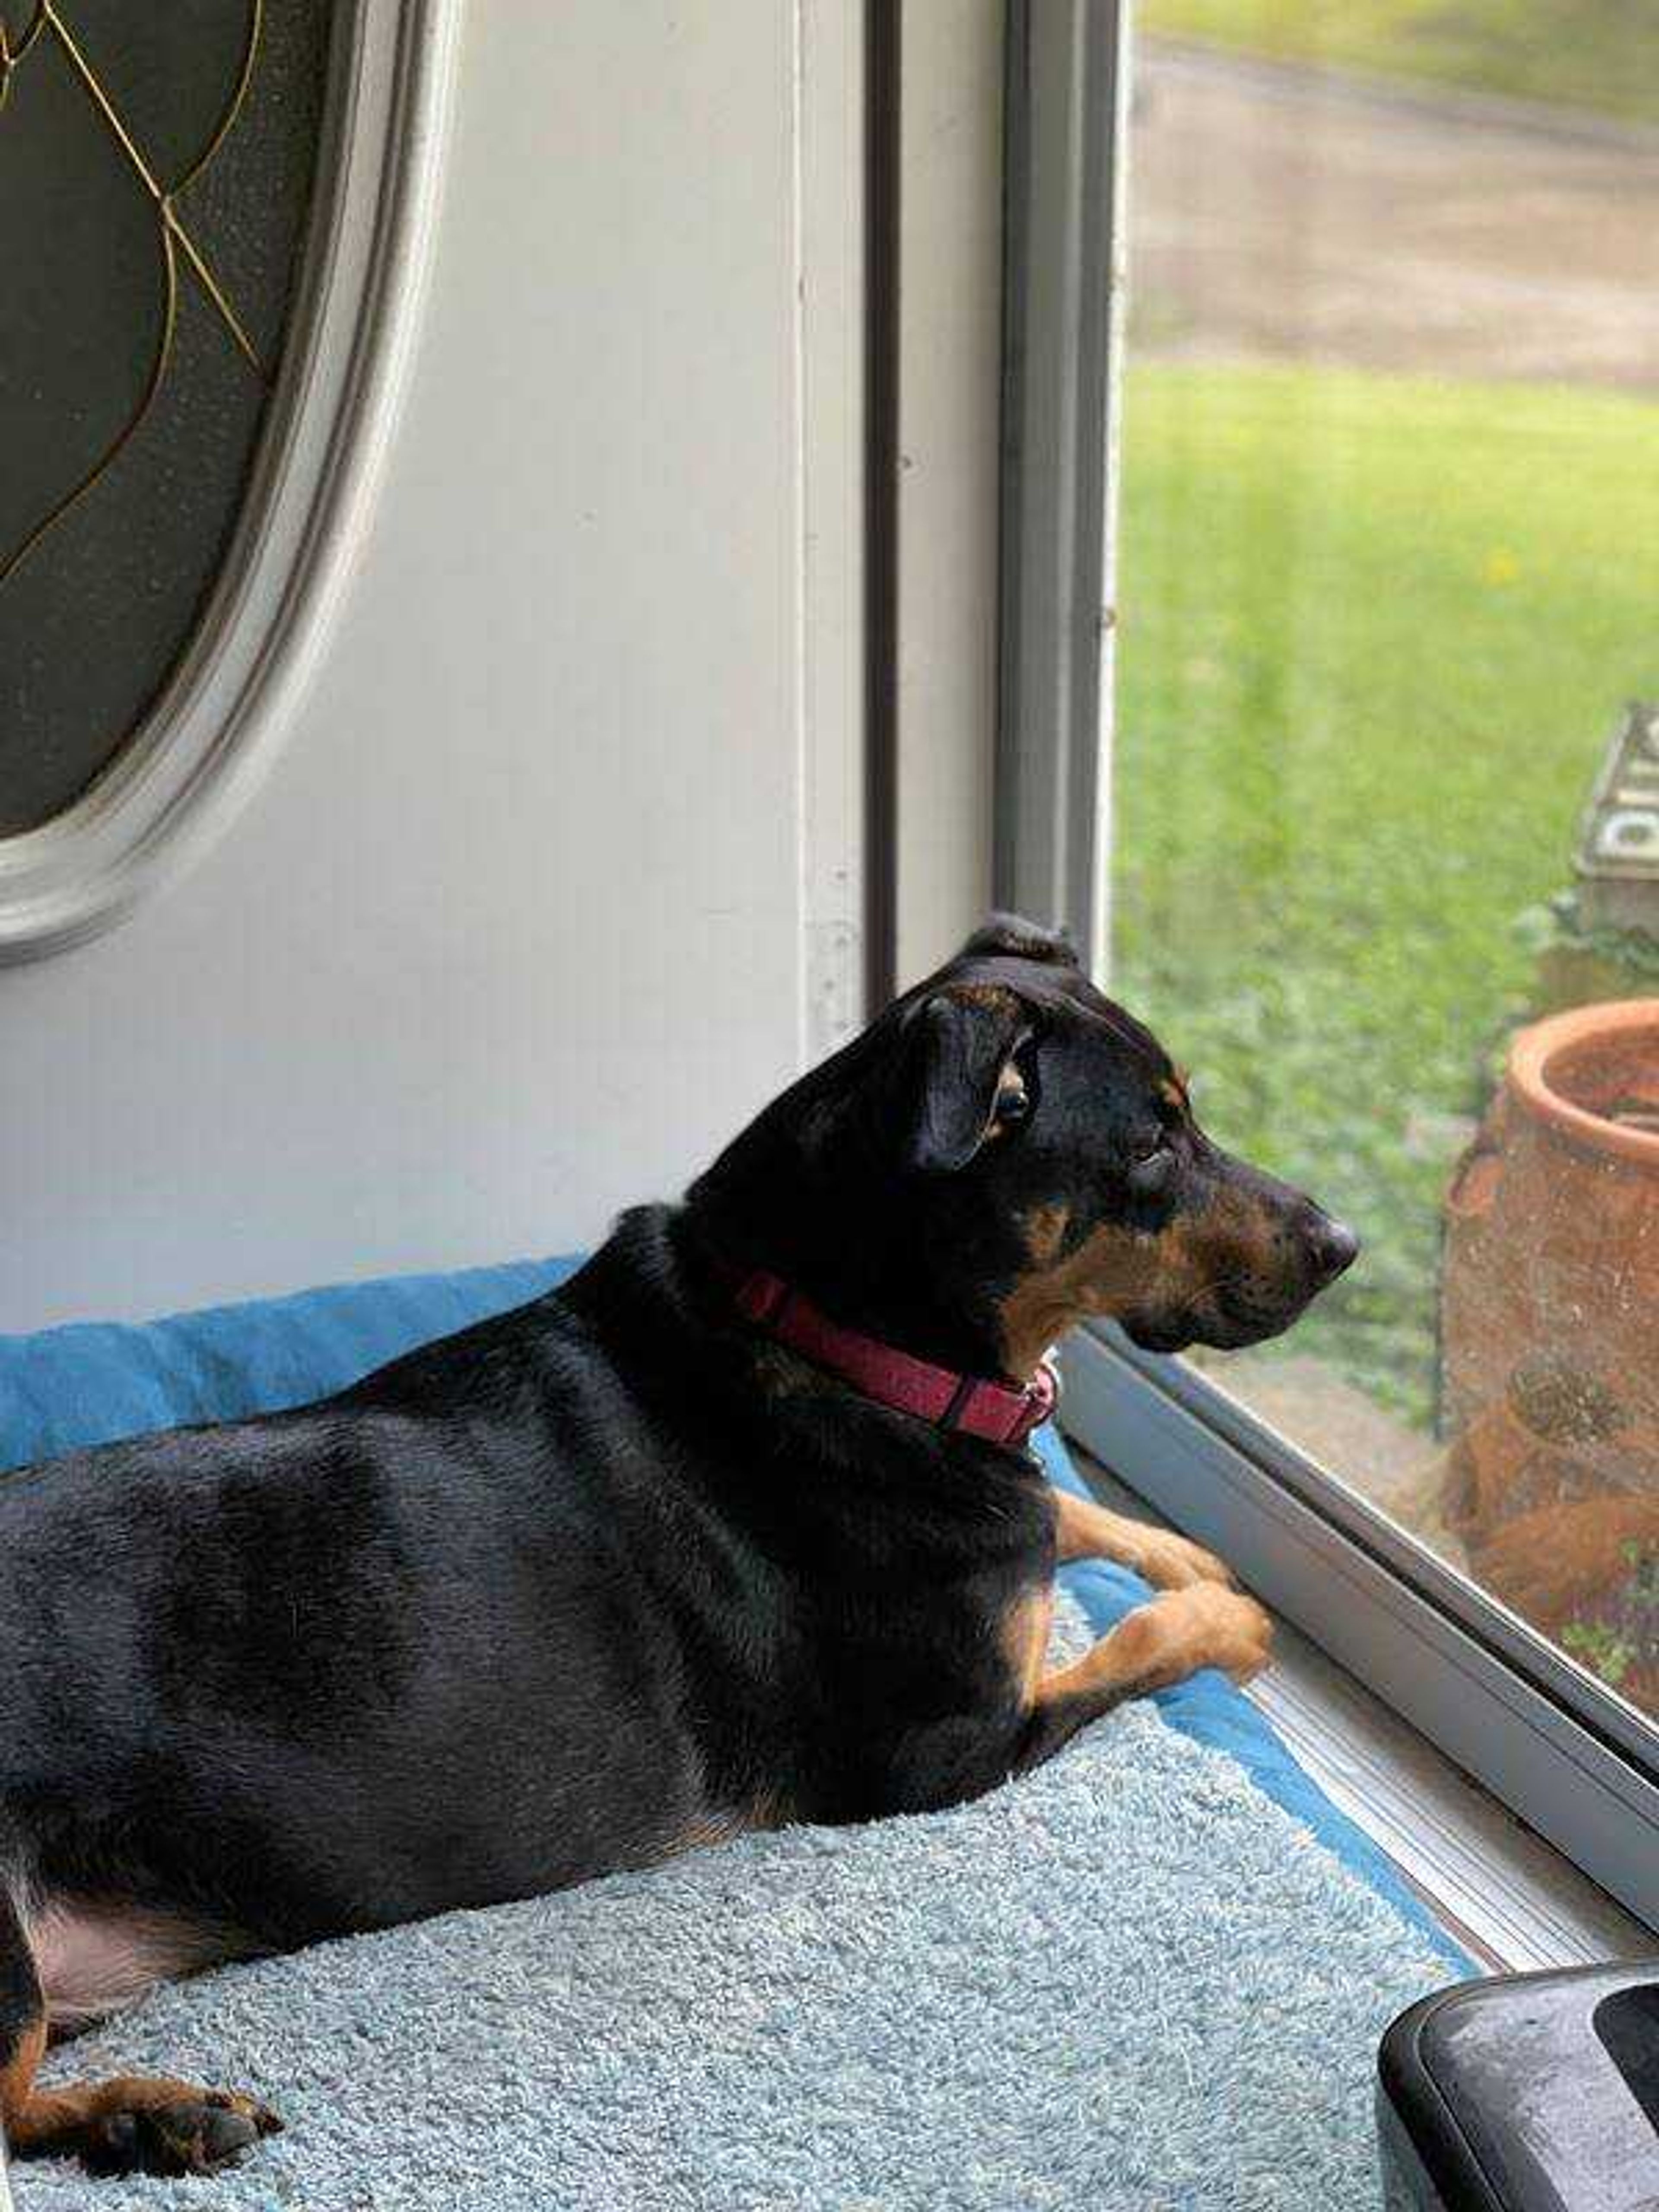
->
[0,0,335,835]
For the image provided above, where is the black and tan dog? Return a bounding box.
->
[0,916,1355,2178]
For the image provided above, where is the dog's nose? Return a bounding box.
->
[1308,1217,1360,1282]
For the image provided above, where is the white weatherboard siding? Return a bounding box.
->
[0,3,864,1332]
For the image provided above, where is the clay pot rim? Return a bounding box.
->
[1508,998,1659,1171]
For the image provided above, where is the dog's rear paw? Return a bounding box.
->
[80,2089,283,2178]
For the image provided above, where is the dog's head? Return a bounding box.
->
[692,914,1357,1378]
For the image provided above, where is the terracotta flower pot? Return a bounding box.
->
[1442,1003,1659,1707]
[1442,1001,1659,1542]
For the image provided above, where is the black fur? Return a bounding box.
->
[0,920,1354,2038]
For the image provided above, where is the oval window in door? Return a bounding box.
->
[0,0,339,834]
[0,0,460,962]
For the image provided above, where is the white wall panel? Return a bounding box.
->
[0,3,863,1330]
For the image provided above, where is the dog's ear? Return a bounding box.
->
[956,912,1078,969]
[902,987,1032,1174]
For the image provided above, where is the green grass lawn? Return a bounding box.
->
[1139,0,1659,127]
[1112,361,1659,1424]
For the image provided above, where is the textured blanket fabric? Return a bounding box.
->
[3,1259,1461,2207]
[20,1596,1453,2212]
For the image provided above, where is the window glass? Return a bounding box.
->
[1116,6,1659,1717]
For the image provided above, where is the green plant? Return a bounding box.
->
[1618,1541,1659,1612]
[1560,1547,1659,1692]
[1521,893,1659,985]
[1560,1618,1635,1688]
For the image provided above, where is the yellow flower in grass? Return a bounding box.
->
[1483,547,1520,587]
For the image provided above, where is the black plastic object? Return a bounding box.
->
[1377,1965,1659,2210]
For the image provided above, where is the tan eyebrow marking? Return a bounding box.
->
[1023,1202,1071,1265]
[1160,1071,1190,1112]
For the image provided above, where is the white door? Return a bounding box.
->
[0,2,864,1332]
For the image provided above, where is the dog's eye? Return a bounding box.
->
[994,1039,1040,1129]
[1126,1133,1174,1186]
[996,1081,1031,1126]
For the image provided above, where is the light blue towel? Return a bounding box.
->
[21,1611,1455,2210]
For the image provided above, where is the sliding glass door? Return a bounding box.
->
[1004,0,1659,1924]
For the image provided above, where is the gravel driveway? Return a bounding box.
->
[1130,42,1659,391]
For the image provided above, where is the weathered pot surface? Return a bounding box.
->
[1442,999,1659,1529]
[1441,1001,1659,1707]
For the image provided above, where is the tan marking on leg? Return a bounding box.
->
[1035,1582,1272,1703]
[0,2011,48,2132]
[665,1788,790,1859]
[1000,1584,1056,1704]
[2,1972,280,2176]
[1053,1490,1233,1588]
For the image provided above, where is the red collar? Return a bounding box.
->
[722,1265,1059,1449]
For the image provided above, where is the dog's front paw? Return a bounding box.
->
[1207,1587,1274,1683]
[1103,1581,1274,1693]
[1145,1582,1274,1685]
[1136,1528,1233,1591]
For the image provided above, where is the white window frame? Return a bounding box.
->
[997,0,1659,1932]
